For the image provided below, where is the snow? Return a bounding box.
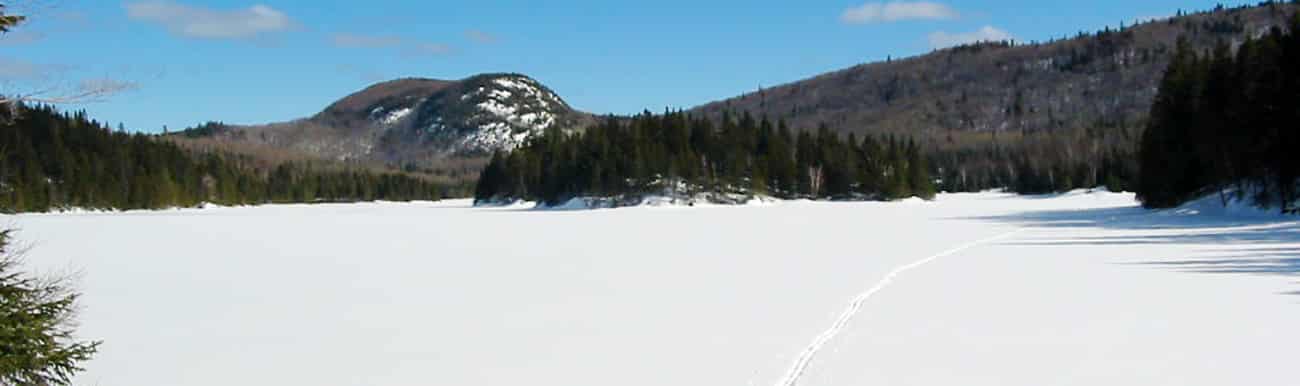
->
[379,107,412,125]
[537,194,778,210]
[4,191,1299,386]
[492,77,531,91]
[445,75,572,152]
[1167,190,1291,219]
[476,98,518,117]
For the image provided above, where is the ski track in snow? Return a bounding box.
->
[775,228,1027,386]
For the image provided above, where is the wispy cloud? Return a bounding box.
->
[0,57,50,80]
[76,77,141,97]
[330,32,453,57]
[0,58,139,103]
[0,57,74,82]
[405,43,453,57]
[124,1,293,40]
[465,29,498,44]
[928,26,1013,49]
[0,10,101,46]
[331,33,403,49]
[841,1,958,24]
[0,31,46,45]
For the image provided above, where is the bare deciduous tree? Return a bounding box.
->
[0,2,134,108]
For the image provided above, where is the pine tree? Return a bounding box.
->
[468,109,955,205]
[0,230,100,385]
[1137,16,1300,211]
[0,104,444,212]
[907,141,936,199]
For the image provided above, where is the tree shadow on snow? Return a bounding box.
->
[961,203,1300,295]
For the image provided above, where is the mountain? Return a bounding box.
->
[689,3,1299,139]
[181,73,593,165]
[178,3,1298,196]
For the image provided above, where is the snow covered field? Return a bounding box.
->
[4,191,1298,386]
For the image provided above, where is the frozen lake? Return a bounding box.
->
[6,191,1299,386]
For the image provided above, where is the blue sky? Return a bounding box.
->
[0,0,1260,132]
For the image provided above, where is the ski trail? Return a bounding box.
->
[775,228,1026,386]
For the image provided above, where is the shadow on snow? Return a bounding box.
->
[959,201,1300,295]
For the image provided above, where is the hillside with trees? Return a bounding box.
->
[1137,13,1300,212]
[0,104,448,213]
[693,3,1296,139]
[474,112,934,206]
[690,2,1299,195]
[160,3,1300,200]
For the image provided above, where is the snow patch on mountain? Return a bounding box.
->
[369,104,417,126]
[447,74,572,152]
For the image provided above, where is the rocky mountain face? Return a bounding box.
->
[689,3,1300,138]
[192,73,592,166]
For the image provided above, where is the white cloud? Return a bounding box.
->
[928,25,1013,49]
[465,29,498,44]
[331,33,403,48]
[124,1,293,39]
[841,1,958,24]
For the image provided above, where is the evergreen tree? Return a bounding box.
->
[1137,15,1300,211]
[0,104,445,213]
[0,230,100,385]
[472,111,936,205]
[907,140,937,199]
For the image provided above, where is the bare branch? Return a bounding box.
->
[1,78,138,105]
[1,1,135,108]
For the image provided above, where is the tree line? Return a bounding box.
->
[928,126,1138,195]
[0,104,447,213]
[475,111,935,205]
[1137,13,1300,211]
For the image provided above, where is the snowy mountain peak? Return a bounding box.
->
[414,73,581,153]
[180,74,591,165]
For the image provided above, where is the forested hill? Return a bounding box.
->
[475,4,1300,205]
[691,2,1298,139]
[667,3,1300,197]
[0,104,447,213]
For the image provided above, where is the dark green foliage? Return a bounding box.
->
[474,111,935,205]
[173,121,232,138]
[1138,14,1300,211]
[928,128,1139,195]
[0,104,445,213]
[0,230,99,385]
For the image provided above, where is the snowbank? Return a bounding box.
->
[491,193,930,211]
[1167,191,1293,219]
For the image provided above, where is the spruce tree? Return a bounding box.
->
[0,230,100,385]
